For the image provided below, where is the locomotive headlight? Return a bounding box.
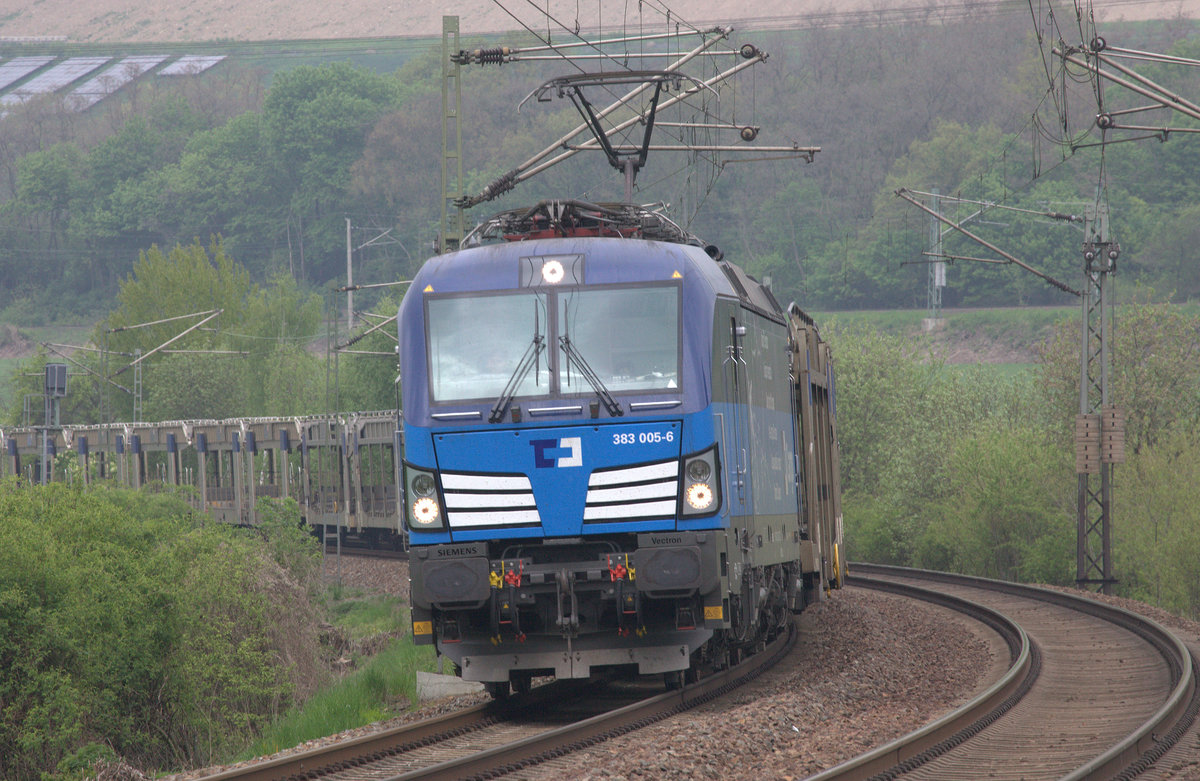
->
[412,473,436,498]
[404,464,445,530]
[541,259,565,284]
[411,497,441,527]
[686,482,714,510]
[681,445,720,517]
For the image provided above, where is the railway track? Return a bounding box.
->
[321,541,408,560]
[820,565,1200,781]
[199,617,796,781]
[197,565,1198,781]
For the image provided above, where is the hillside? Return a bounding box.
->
[0,0,1193,43]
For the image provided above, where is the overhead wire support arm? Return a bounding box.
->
[1054,46,1200,125]
[337,314,399,351]
[456,30,740,209]
[336,279,412,293]
[1099,44,1200,67]
[568,143,819,160]
[111,309,224,377]
[902,252,1011,266]
[107,309,221,333]
[1095,50,1200,114]
[40,342,134,396]
[895,188,1081,297]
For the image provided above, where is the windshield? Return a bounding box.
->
[427,293,550,402]
[560,286,679,393]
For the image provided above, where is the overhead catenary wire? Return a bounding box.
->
[895,187,1081,296]
[461,45,805,207]
[455,0,813,210]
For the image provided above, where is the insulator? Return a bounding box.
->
[1096,113,1114,129]
[739,44,759,59]
[740,126,758,142]
[474,46,510,65]
[1091,35,1107,52]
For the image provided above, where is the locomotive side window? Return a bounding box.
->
[427,293,551,402]
[559,286,680,393]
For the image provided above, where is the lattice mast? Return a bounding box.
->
[1075,197,1123,593]
[440,16,466,254]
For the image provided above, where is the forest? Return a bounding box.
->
[1,11,1200,330]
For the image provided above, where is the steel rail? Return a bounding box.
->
[389,619,798,780]
[195,620,796,781]
[831,564,1198,781]
[805,572,1033,781]
[197,698,503,781]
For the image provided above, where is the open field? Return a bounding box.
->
[0,0,1193,43]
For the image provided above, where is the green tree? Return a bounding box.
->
[1035,297,1200,454]
[263,63,401,282]
[98,240,322,421]
[1115,428,1200,618]
[826,323,1022,564]
[152,113,283,275]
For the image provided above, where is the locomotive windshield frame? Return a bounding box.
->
[423,279,682,408]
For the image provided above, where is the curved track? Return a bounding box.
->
[199,618,796,781]
[196,564,1198,781]
[818,565,1199,781]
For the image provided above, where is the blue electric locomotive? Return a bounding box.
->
[399,201,842,695]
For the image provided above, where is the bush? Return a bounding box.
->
[915,425,1075,584]
[0,481,324,779]
[1115,428,1200,619]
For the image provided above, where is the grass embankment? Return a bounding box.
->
[817,305,1075,379]
[240,588,439,761]
[817,305,1072,342]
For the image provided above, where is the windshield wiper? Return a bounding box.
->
[489,335,545,423]
[559,335,623,418]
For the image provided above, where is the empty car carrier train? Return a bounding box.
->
[399,200,843,697]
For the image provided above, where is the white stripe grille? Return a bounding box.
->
[442,472,532,491]
[585,481,678,504]
[441,471,540,529]
[448,509,542,528]
[584,500,677,521]
[584,459,679,523]
[444,492,536,510]
[587,460,677,487]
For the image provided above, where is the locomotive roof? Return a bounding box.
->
[435,199,785,320]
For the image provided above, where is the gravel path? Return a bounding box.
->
[321,551,411,601]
